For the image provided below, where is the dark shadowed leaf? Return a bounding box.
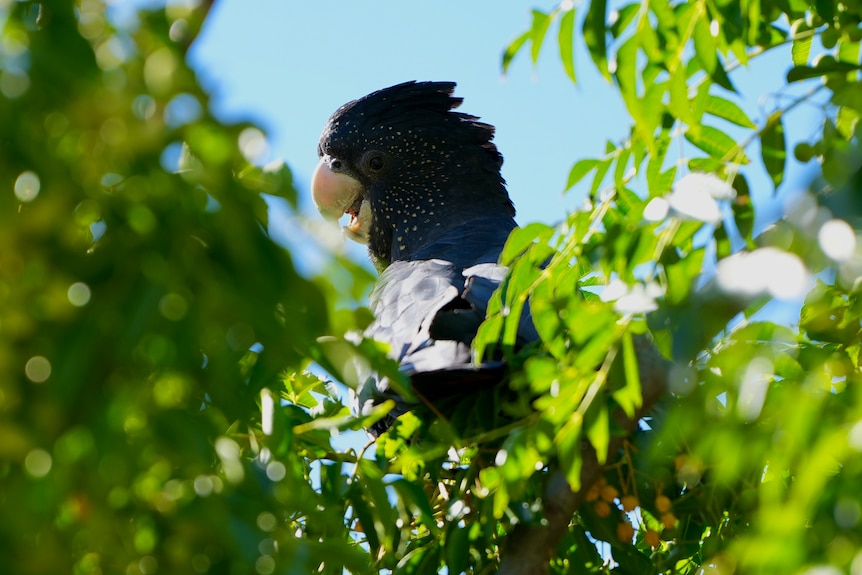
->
[760,111,786,190]
[556,416,585,490]
[586,400,610,464]
[583,0,610,80]
[815,0,836,23]
[446,525,470,574]
[613,331,643,418]
[502,30,531,74]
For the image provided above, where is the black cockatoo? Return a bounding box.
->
[312,81,537,436]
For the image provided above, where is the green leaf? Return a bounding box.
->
[394,545,440,575]
[731,173,754,243]
[688,156,725,173]
[685,125,750,163]
[815,0,835,23]
[692,15,718,73]
[833,83,862,113]
[787,65,819,82]
[475,311,503,361]
[650,0,676,31]
[558,7,577,83]
[493,482,510,519]
[692,80,712,123]
[502,30,530,74]
[392,480,438,534]
[760,111,786,191]
[693,16,736,92]
[556,414,584,490]
[664,248,706,304]
[500,222,554,265]
[502,292,528,350]
[789,61,862,82]
[613,331,643,420]
[747,0,763,45]
[349,485,381,553]
[668,68,694,127]
[613,148,632,190]
[615,186,641,216]
[838,37,861,65]
[837,105,860,139]
[618,38,664,152]
[530,282,569,360]
[652,167,676,197]
[615,35,638,98]
[705,94,757,128]
[647,130,672,194]
[586,400,610,464]
[639,21,662,65]
[358,461,398,552]
[590,158,613,197]
[566,158,600,191]
[611,3,640,38]
[791,34,812,66]
[283,371,326,409]
[583,0,610,81]
[530,9,554,65]
[445,525,470,575]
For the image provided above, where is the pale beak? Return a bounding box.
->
[310,157,371,244]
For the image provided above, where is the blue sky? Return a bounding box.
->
[186,1,822,259]
[187,1,618,229]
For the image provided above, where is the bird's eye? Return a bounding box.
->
[331,158,343,170]
[361,151,389,174]
[369,155,384,170]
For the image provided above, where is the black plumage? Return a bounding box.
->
[312,81,536,435]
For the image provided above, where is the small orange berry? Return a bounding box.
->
[644,529,661,548]
[594,500,612,518]
[621,494,639,512]
[616,521,635,543]
[585,484,600,502]
[600,485,619,503]
[661,512,677,530]
[655,495,671,513]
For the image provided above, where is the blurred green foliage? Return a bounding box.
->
[0,1,366,573]
[3,1,862,575]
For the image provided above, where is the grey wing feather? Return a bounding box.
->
[352,224,539,436]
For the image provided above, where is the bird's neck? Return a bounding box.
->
[402,216,518,266]
[368,177,515,269]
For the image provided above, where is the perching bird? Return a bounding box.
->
[312,81,537,436]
